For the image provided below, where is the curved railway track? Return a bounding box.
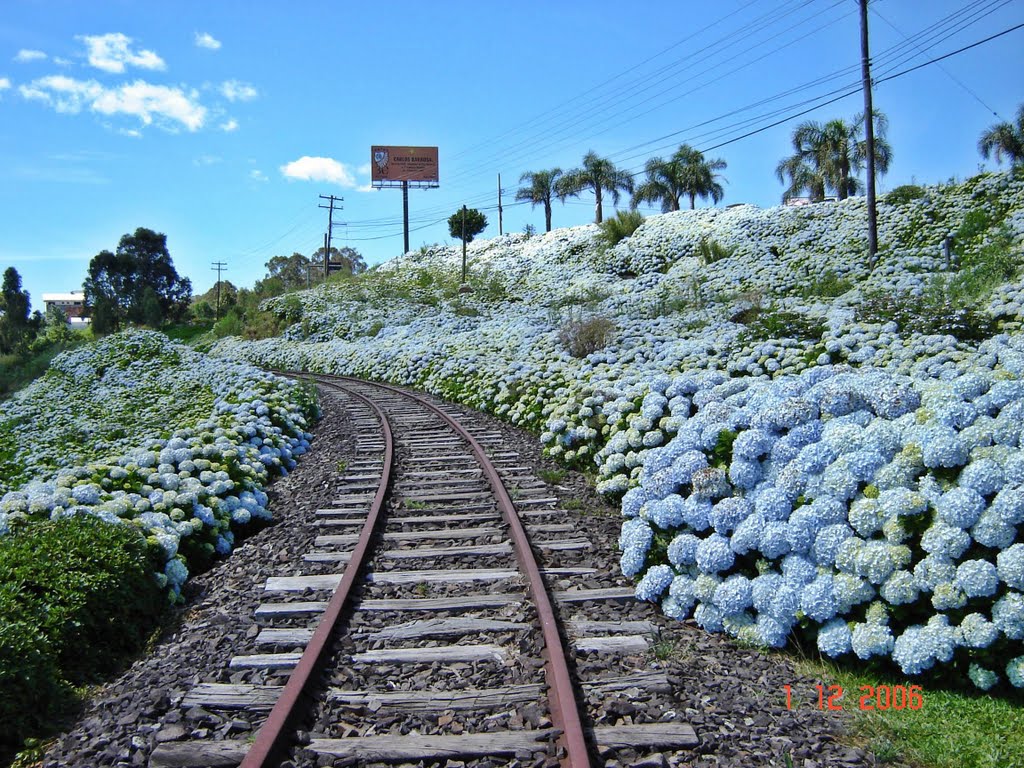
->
[149,375,698,768]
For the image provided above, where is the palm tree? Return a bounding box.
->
[631,145,728,212]
[775,112,892,202]
[679,145,727,209]
[979,104,1024,167]
[555,150,634,224]
[515,168,563,232]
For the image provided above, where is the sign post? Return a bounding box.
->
[371,146,440,256]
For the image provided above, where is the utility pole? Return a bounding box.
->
[461,204,468,284]
[319,194,344,275]
[210,261,227,321]
[859,0,878,265]
[323,234,329,278]
[402,180,410,255]
[497,174,503,235]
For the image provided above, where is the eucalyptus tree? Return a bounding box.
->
[0,267,32,354]
[775,112,892,202]
[979,104,1024,167]
[83,227,192,331]
[555,151,634,224]
[515,168,563,232]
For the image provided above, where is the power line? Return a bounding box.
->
[875,20,1024,87]
[870,3,1004,121]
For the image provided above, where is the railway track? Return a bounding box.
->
[149,375,698,768]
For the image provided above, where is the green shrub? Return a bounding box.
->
[559,315,616,358]
[0,615,68,753]
[735,307,825,344]
[954,224,1018,300]
[212,310,244,338]
[885,185,926,205]
[0,516,164,751]
[697,237,735,266]
[859,285,998,342]
[598,210,645,248]
[798,268,854,299]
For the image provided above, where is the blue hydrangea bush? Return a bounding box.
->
[0,331,317,597]
[619,365,1024,690]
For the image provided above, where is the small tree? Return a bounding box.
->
[312,245,368,278]
[0,267,32,354]
[448,207,488,285]
[448,207,487,244]
[265,252,314,291]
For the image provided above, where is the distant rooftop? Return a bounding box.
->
[42,291,85,302]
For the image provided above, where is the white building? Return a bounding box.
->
[42,291,90,327]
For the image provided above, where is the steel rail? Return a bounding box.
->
[331,374,592,768]
[240,380,394,768]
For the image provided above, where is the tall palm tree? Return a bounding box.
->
[679,145,727,209]
[515,168,563,232]
[775,112,892,202]
[631,145,728,212]
[979,104,1024,167]
[555,150,634,224]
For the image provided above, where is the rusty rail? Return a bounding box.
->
[239,381,393,768]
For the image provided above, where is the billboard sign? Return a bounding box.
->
[371,145,439,185]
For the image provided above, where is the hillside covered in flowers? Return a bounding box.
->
[0,331,317,594]
[213,171,1024,690]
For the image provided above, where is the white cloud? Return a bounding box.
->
[250,169,268,182]
[20,75,206,131]
[280,156,357,187]
[118,127,142,138]
[15,49,47,63]
[20,75,103,113]
[54,57,71,67]
[357,163,371,175]
[356,184,377,193]
[220,79,257,102]
[194,154,221,166]
[220,118,238,132]
[194,32,221,50]
[93,80,205,130]
[0,77,10,92]
[79,33,165,73]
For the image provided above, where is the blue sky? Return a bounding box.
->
[1,0,1022,308]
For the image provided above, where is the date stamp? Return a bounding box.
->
[784,684,924,711]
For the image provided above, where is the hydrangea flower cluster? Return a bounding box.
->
[614,363,1024,689]
[208,172,1024,687]
[0,331,318,597]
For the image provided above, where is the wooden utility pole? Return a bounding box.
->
[210,261,227,320]
[497,174,503,235]
[402,180,410,255]
[319,194,344,274]
[461,204,468,284]
[860,0,879,264]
